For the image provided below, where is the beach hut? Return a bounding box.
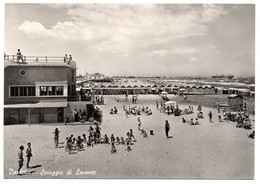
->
[238,89,251,96]
[204,86,210,95]
[228,94,243,110]
[186,86,192,92]
[192,86,198,94]
[228,88,239,94]
[197,86,205,94]
[209,86,216,94]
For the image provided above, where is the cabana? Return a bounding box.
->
[228,94,243,110]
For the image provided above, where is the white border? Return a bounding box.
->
[0,1,258,184]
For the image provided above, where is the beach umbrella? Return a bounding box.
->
[164,101,177,107]
[161,91,168,95]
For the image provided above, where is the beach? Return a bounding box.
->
[4,94,255,179]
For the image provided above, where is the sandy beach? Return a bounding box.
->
[4,94,255,179]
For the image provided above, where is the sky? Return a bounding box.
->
[4,3,255,77]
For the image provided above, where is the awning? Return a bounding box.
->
[4,102,68,109]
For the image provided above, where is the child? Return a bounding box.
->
[195,118,200,125]
[95,125,101,139]
[101,134,109,144]
[114,107,118,114]
[115,137,120,145]
[110,109,114,114]
[72,138,76,149]
[86,136,92,147]
[26,143,32,168]
[82,134,87,142]
[141,128,148,138]
[121,137,125,145]
[77,136,83,150]
[18,146,24,175]
[218,110,222,122]
[126,132,131,142]
[111,140,117,154]
[125,138,132,152]
[248,131,255,139]
[53,128,60,148]
[208,111,213,122]
[88,127,93,137]
[130,129,136,142]
[110,134,115,143]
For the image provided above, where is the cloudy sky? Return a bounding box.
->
[4,4,255,77]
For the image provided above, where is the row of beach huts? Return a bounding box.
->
[76,83,254,97]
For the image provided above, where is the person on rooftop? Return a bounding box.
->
[68,55,72,64]
[16,49,24,63]
[64,54,68,63]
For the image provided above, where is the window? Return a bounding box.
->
[19,69,26,76]
[10,86,35,97]
[40,86,64,96]
[40,86,47,96]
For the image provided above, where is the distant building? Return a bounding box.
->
[89,73,105,80]
[4,54,77,124]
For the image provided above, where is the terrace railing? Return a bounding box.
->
[4,55,77,67]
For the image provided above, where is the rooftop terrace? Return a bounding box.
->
[4,54,77,68]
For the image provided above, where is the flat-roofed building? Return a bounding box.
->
[4,54,77,124]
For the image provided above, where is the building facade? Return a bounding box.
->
[4,55,77,124]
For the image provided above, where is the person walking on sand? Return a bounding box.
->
[26,142,32,168]
[218,110,222,122]
[208,111,213,123]
[111,140,117,153]
[18,146,24,175]
[53,128,60,148]
[198,103,202,112]
[165,120,170,138]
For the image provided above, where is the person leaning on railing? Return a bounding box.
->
[17,49,25,63]
[64,54,68,63]
[68,55,72,64]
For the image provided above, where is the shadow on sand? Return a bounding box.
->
[30,165,42,169]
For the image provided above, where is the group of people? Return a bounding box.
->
[64,54,73,64]
[73,108,87,122]
[94,95,104,105]
[123,105,152,117]
[60,124,137,154]
[137,117,149,138]
[182,117,200,125]
[156,101,183,116]
[110,107,118,114]
[17,143,33,175]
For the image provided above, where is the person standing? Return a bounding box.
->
[26,143,32,168]
[16,49,24,63]
[165,120,170,138]
[198,103,202,112]
[68,55,72,64]
[208,111,213,123]
[74,109,79,122]
[64,54,68,63]
[218,110,222,122]
[53,128,60,148]
[18,146,24,175]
